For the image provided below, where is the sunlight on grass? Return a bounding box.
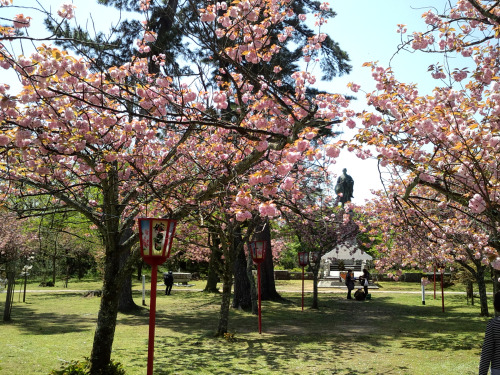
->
[0,278,487,374]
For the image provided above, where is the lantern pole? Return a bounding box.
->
[301,264,305,311]
[138,217,177,375]
[257,262,262,334]
[421,278,426,305]
[147,263,158,375]
[433,266,437,299]
[441,268,445,313]
[250,240,266,334]
[297,252,308,312]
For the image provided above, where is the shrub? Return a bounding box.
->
[49,358,125,375]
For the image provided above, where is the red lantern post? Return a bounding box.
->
[250,240,266,334]
[433,266,437,299]
[298,252,309,311]
[440,268,445,313]
[138,218,177,375]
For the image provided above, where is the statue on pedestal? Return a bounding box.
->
[335,168,354,206]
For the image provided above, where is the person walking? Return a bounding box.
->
[163,271,174,295]
[479,291,500,375]
[345,269,355,300]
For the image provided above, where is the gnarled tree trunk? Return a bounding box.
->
[118,249,139,313]
[476,265,489,316]
[204,235,221,293]
[89,247,123,374]
[232,234,252,310]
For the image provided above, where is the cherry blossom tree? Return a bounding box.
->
[357,181,495,315]
[0,212,36,321]
[344,0,500,280]
[0,0,350,372]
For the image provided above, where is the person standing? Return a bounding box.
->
[163,271,174,295]
[345,269,355,300]
[360,268,370,297]
[479,291,500,375]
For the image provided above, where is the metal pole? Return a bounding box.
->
[142,274,146,306]
[257,263,262,334]
[23,272,27,303]
[147,264,158,375]
[301,266,305,311]
[421,282,425,305]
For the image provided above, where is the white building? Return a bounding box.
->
[321,238,373,280]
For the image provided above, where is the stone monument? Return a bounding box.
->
[335,168,354,205]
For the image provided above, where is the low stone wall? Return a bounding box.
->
[274,270,290,280]
[276,270,451,283]
[274,270,314,280]
[372,272,452,283]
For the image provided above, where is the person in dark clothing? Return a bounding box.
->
[359,269,370,296]
[354,288,366,301]
[479,291,500,375]
[345,269,355,299]
[163,271,174,295]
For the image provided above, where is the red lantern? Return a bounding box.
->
[298,251,309,267]
[249,240,266,264]
[138,218,177,266]
[138,217,177,375]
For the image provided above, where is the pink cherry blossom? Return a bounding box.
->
[13,14,31,28]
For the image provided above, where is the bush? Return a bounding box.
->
[49,358,125,375]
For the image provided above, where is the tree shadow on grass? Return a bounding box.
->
[115,291,488,374]
[1,289,484,374]
[2,304,95,335]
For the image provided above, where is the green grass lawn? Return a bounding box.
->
[0,277,492,374]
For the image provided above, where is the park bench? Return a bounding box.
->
[329,259,363,280]
[170,272,192,285]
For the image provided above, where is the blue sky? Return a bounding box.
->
[320,0,464,203]
[2,0,462,203]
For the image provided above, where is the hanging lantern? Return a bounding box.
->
[298,251,309,267]
[138,218,177,266]
[249,240,266,264]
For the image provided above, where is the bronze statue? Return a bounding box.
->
[335,168,354,205]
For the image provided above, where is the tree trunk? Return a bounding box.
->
[232,235,252,310]
[255,221,281,301]
[3,267,15,321]
[204,236,221,293]
[216,264,234,336]
[89,248,122,374]
[118,249,138,313]
[477,266,489,316]
[118,275,137,312]
[52,247,57,285]
[491,266,500,295]
[247,250,258,314]
[216,223,241,336]
[311,266,319,309]
[466,279,474,306]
